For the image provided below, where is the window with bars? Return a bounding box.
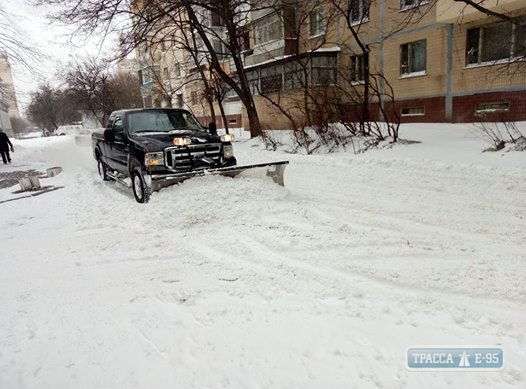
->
[466,21,526,65]
[400,40,426,75]
[246,70,260,96]
[260,65,283,94]
[284,60,306,90]
[311,56,338,85]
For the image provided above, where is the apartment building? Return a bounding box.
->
[244,0,526,128]
[131,1,244,129]
[133,0,526,130]
[0,55,19,136]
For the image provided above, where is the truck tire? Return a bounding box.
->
[97,158,110,181]
[132,169,150,203]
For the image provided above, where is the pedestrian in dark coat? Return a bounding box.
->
[0,129,14,164]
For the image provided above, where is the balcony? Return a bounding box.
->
[436,0,524,23]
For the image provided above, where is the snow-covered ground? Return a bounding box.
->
[1,124,525,389]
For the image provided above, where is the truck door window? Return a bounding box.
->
[113,117,123,131]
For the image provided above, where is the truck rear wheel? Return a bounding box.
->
[132,169,150,203]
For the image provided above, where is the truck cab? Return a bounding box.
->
[92,108,236,202]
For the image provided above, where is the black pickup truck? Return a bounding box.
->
[92,108,237,203]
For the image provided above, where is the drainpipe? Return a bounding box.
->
[445,23,453,122]
[378,0,385,121]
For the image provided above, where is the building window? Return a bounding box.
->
[349,0,369,25]
[476,102,510,113]
[401,106,425,116]
[239,30,251,52]
[140,68,152,84]
[174,63,181,77]
[254,15,283,46]
[161,40,167,52]
[163,67,169,79]
[284,60,306,90]
[210,10,224,27]
[351,55,365,82]
[311,55,338,85]
[260,65,283,94]
[212,38,228,59]
[246,71,260,95]
[400,40,426,75]
[176,94,183,108]
[400,0,428,11]
[466,21,526,65]
[309,7,325,37]
[191,91,198,106]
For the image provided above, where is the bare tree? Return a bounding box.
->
[0,6,42,72]
[62,57,114,125]
[26,83,81,131]
[33,0,283,137]
[107,71,143,109]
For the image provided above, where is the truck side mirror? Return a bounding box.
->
[208,121,217,135]
[104,129,115,143]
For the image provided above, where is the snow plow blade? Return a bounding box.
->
[151,161,289,190]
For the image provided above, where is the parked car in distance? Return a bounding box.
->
[75,128,100,146]
[56,124,83,136]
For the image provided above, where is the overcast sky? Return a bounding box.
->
[1,0,119,115]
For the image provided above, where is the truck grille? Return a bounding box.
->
[165,143,222,170]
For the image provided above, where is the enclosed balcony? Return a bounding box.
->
[436,0,524,24]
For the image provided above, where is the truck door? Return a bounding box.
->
[110,115,129,174]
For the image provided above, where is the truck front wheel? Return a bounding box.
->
[97,158,110,181]
[132,169,151,203]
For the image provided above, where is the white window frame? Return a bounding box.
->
[141,67,152,84]
[309,7,325,37]
[466,21,526,66]
[400,40,427,76]
[254,15,283,46]
[350,54,365,83]
[401,106,425,116]
[311,55,338,86]
[475,102,510,114]
[349,0,370,26]
[400,0,429,11]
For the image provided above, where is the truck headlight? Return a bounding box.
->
[221,134,235,142]
[173,137,191,146]
[145,152,165,166]
[223,145,234,159]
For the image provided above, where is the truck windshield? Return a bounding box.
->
[127,110,204,134]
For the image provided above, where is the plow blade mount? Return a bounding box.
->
[151,161,289,190]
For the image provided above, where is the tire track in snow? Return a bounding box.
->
[190,235,525,318]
